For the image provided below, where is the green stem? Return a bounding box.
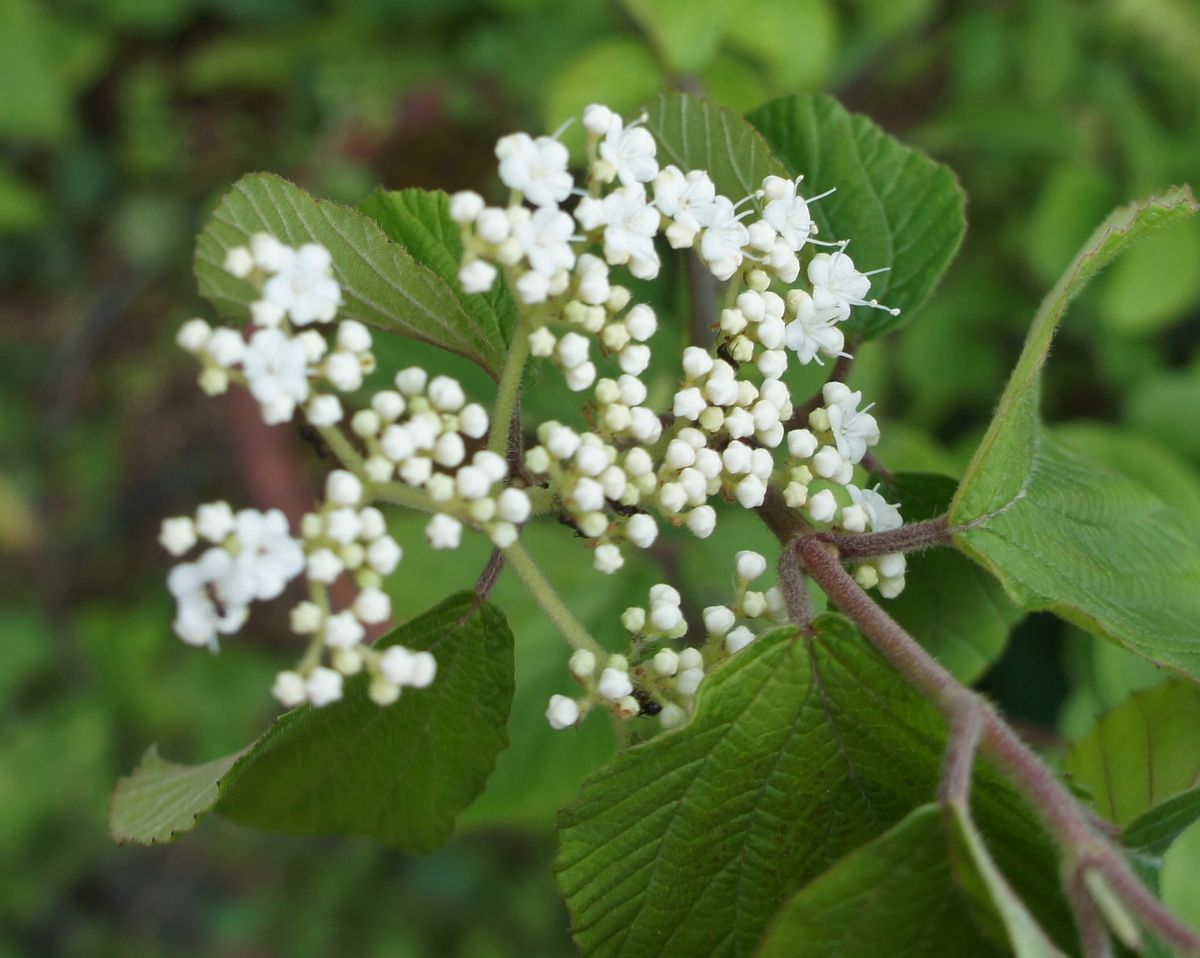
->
[488,320,532,457]
[317,424,364,471]
[503,541,605,657]
[370,481,436,513]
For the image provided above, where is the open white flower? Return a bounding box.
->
[495,132,573,208]
[242,329,311,425]
[261,243,342,326]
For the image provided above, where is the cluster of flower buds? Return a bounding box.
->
[162,101,919,719]
[176,236,375,425]
[544,553,793,731]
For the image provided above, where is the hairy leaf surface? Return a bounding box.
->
[110,593,514,851]
[195,173,510,376]
[951,187,1200,680]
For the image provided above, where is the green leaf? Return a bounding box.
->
[757,806,1006,958]
[195,173,510,377]
[951,187,1200,681]
[110,592,514,851]
[621,0,728,73]
[1125,790,1200,857]
[946,804,1066,956]
[109,747,243,845]
[358,187,519,352]
[1064,682,1200,829]
[884,474,1023,683]
[1099,220,1200,335]
[757,804,1064,957]
[748,94,966,339]
[645,92,787,207]
[556,616,1068,956]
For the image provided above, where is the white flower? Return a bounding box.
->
[262,243,342,326]
[323,610,365,649]
[232,508,305,601]
[725,626,756,655]
[272,670,307,707]
[704,605,736,636]
[167,547,250,647]
[698,197,750,281]
[784,290,845,365]
[593,543,624,574]
[306,394,343,426]
[761,176,815,251]
[354,587,391,624]
[510,206,576,277]
[823,382,880,464]
[224,246,255,278]
[736,551,767,580]
[326,470,363,507]
[577,185,661,279]
[449,190,485,223]
[848,485,903,532]
[597,667,633,701]
[426,513,463,550]
[207,328,245,367]
[159,517,197,556]
[808,488,838,523]
[460,259,498,293]
[306,667,344,706]
[597,116,658,186]
[496,132,573,207]
[808,250,896,321]
[546,694,580,730]
[242,329,311,424]
[653,166,717,247]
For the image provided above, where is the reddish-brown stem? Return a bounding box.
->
[474,548,506,599]
[940,696,982,808]
[777,542,814,632]
[796,537,1200,956]
[1067,870,1116,958]
[821,514,952,559]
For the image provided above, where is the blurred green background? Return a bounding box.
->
[3,0,1200,954]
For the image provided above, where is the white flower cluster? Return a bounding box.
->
[177,235,374,425]
[160,469,434,709]
[544,554,790,731]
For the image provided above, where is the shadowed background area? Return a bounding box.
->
[2,0,1199,954]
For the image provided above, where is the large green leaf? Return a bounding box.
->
[195,173,510,377]
[951,187,1200,681]
[110,592,514,851]
[556,616,1068,957]
[884,474,1023,683]
[748,94,966,339]
[645,92,787,207]
[757,804,1063,957]
[1065,682,1200,832]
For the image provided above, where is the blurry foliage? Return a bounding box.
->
[1,0,1198,953]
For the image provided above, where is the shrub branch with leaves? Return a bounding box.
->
[110,92,1200,957]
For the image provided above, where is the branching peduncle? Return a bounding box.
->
[820,514,952,559]
[796,536,1200,957]
[488,319,533,457]
[939,695,982,809]
[503,540,606,657]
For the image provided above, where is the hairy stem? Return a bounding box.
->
[474,548,506,599]
[939,696,982,808]
[797,537,1200,956]
[777,543,814,632]
[503,540,605,657]
[489,323,532,457]
[821,514,952,559]
[1067,870,1116,958]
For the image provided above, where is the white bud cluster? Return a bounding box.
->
[178,237,375,424]
[351,366,531,550]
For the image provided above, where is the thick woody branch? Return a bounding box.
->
[796,537,1200,956]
